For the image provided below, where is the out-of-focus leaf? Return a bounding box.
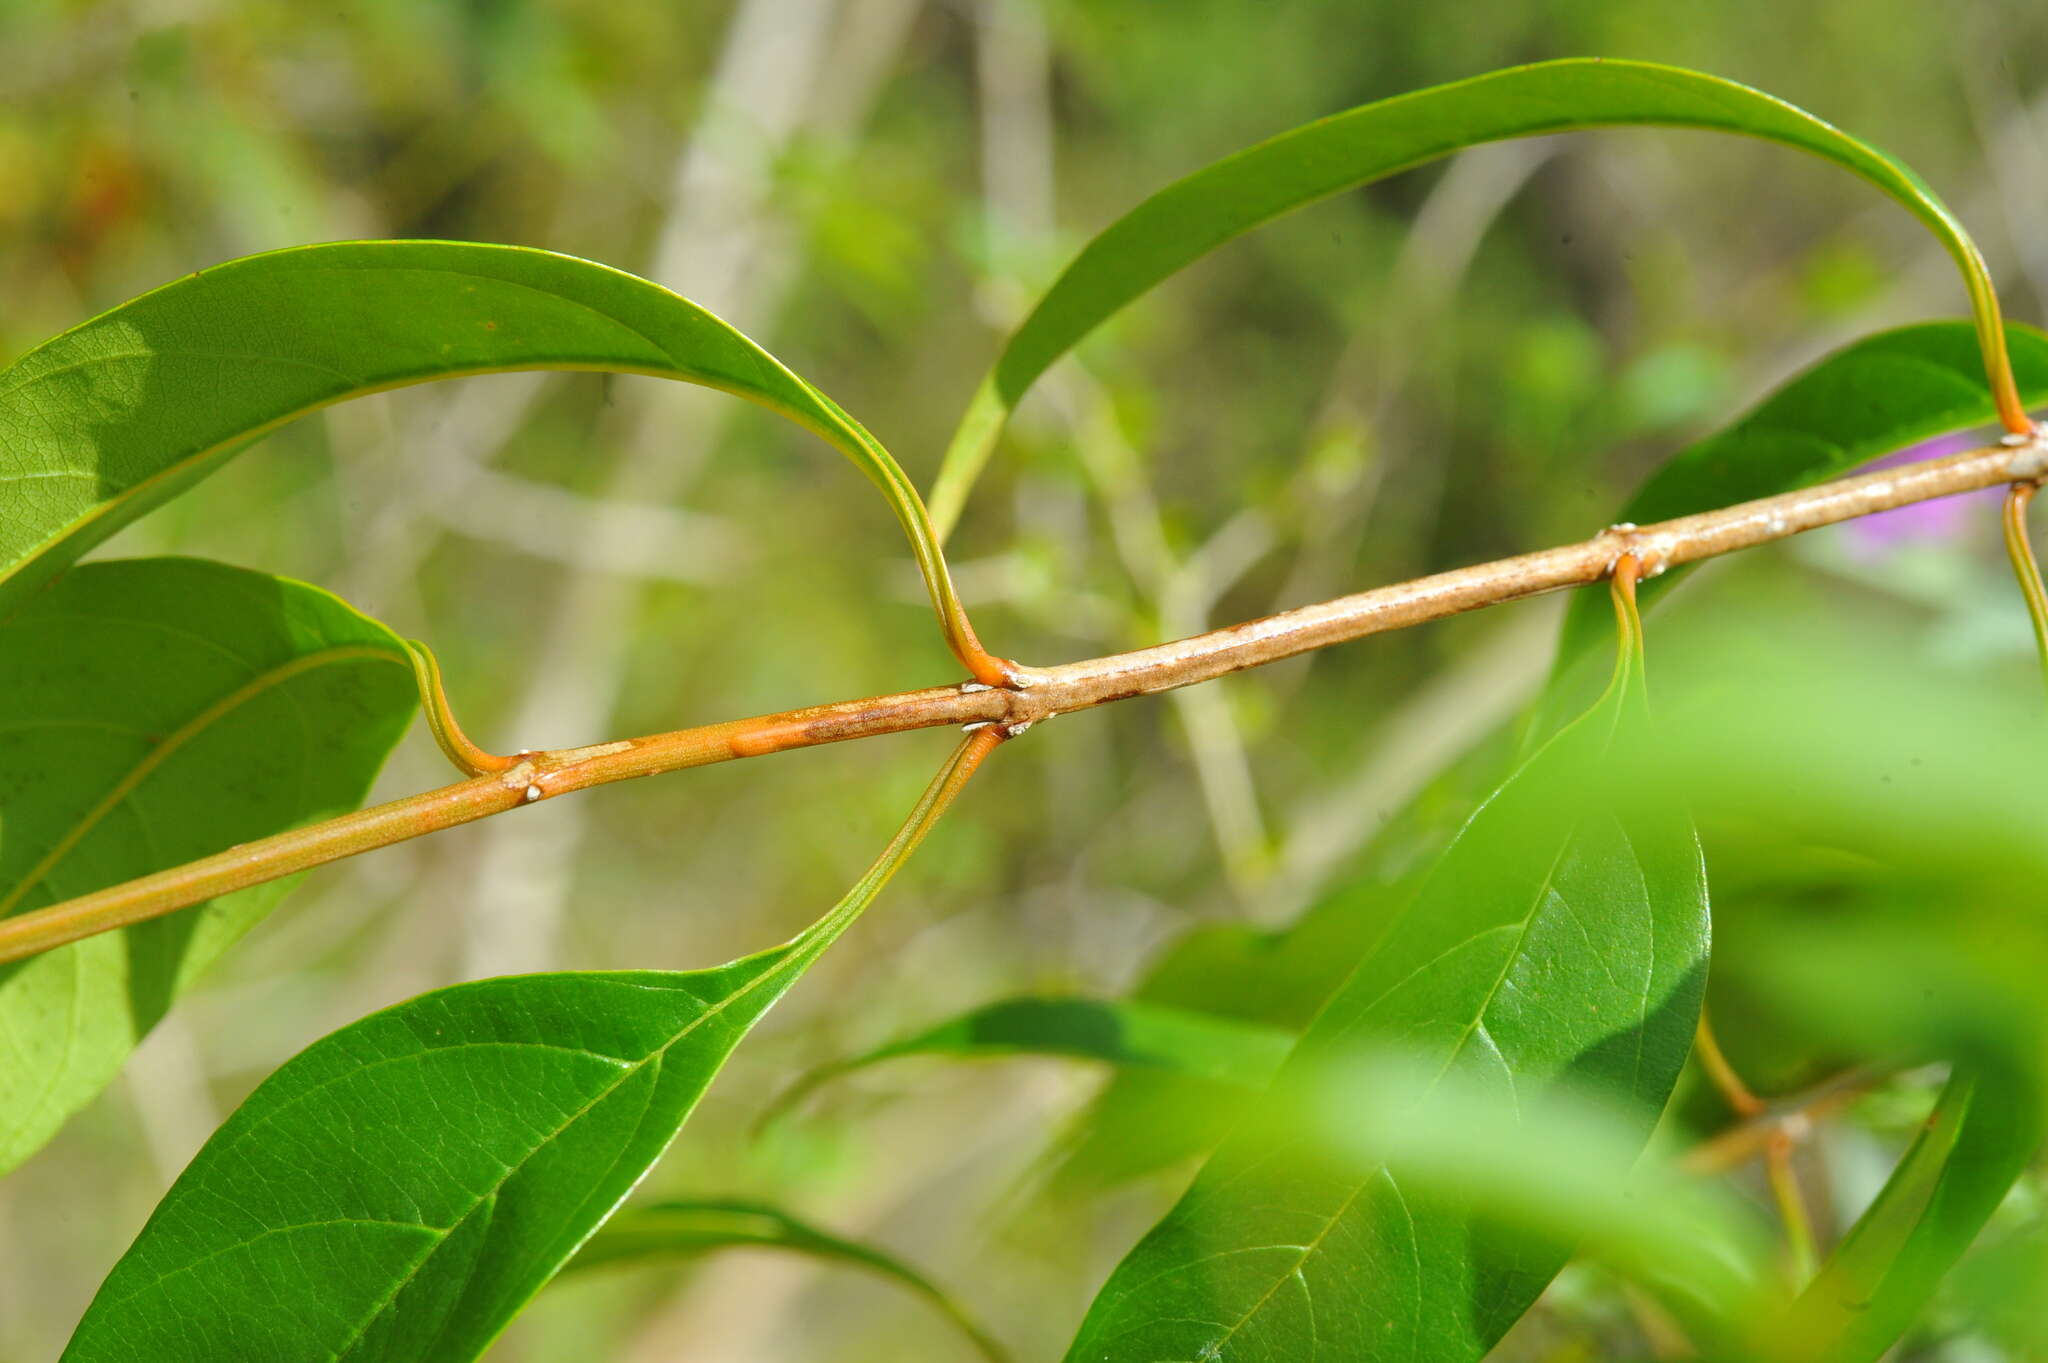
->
[1719,917,2047,1363]
[1300,1049,1777,1346]
[564,1199,1011,1363]
[1054,881,1395,1187]
[1948,1219,2048,1357]
[1782,1066,2040,1362]
[0,240,978,667]
[59,734,992,1363]
[769,994,1293,1126]
[0,557,413,1174]
[1619,613,2048,1359]
[931,59,2021,534]
[1551,320,2048,679]
[1062,628,1710,1361]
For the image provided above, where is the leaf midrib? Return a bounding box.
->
[0,642,406,920]
[292,951,812,1362]
[1172,833,1581,1360]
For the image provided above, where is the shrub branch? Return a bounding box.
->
[1,429,2043,968]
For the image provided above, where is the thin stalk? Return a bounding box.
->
[1694,1005,1766,1119]
[405,640,519,775]
[2,432,2046,969]
[1693,1003,1820,1278]
[2002,482,2048,705]
[1682,1068,1886,1176]
[1766,1127,1819,1283]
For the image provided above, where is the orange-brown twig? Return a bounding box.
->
[2,432,2047,968]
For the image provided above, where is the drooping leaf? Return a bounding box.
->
[1551,320,2048,677]
[1063,614,1710,1362]
[0,557,414,1174]
[0,239,989,673]
[564,1198,1012,1363]
[768,994,1293,1127]
[59,731,995,1363]
[931,59,2025,533]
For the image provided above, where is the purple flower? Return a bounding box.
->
[1843,429,2001,557]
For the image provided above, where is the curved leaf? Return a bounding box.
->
[1063,613,1709,1362]
[931,59,2024,533]
[1551,320,2048,677]
[0,240,995,676]
[1781,1066,2040,1361]
[0,557,414,1174]
[768,994,1292,1127]
[564,1199,1011,1362]
[59,731,994,1363]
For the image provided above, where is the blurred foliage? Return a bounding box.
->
[3,1,2048,1359]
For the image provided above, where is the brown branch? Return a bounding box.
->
[1681,1067,1887,1176]
[1,431,2043,969]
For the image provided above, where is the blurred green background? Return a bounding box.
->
[4,1,2048,1358]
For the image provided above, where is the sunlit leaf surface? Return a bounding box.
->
[1064,641,1708,1361]
[59,732,989,1363]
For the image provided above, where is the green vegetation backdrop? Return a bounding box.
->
[3,2,2047,1359]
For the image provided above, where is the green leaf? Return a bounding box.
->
[1062,633,1709,1361]
[0,240,987,673]
[59,732,990,1363]
[931,59,2021,533]
[1781,1066,2041,1362]
[1551,320,2048,676]
[0,557,414,1174]
[769,994,1292,1126]
[564,1198,1012,1363]
[1722,918,2047,1362]
[1298,1050,1776,1345]
[1054,882,1395,1188]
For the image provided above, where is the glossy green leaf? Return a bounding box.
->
[564,1199,1011,1363]
[1551,320,2048,676]
[1782,1066,2040,1361]
[0,239,982,668]
[60,732,991,1363]
[1063,625,1709,1362]
[769,994,1292,1126]
[0,557,414,1174]
[931,59,2021,533]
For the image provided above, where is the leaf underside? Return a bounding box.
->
[933,57,2011,529]
[0,557,413,1174]
[0,240,951,632]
